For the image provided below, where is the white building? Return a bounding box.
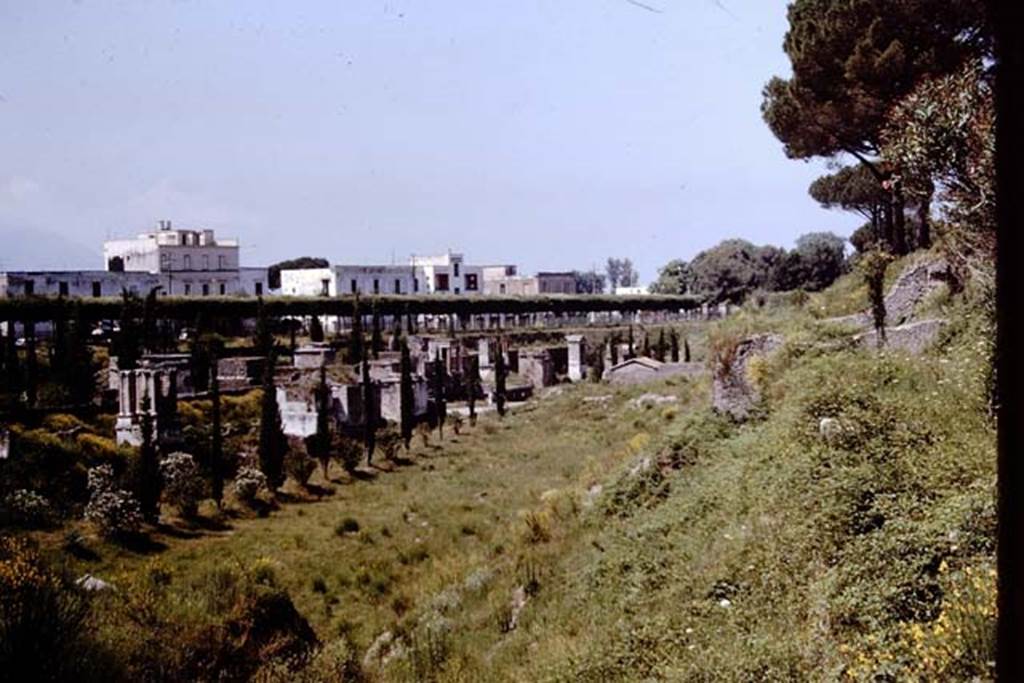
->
[281,251,485,298]
[409,252,482,295]
[0,221,269,300]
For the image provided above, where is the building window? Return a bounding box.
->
[413,278,419,293]
[218,255,226,270]
[499,283,507,294]
[161,253,172,270]
[202,283,210,296]
[454,287,460,295]
[23,280,34,295]
[350,279,358,294]
[202,255,210,270]
[322,279,331,296]
[255,282,263,296]
[394,279,401,294]
[373,279,379,294]
[435,273,449,291]
[59,282,69,297]
[184,283,191,295]
[219,283,226,295]
[183,255,192,270]
[453,262,460,277]
[465,273,478,291]
[92,282,102,297]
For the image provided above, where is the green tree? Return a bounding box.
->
[24,322,37,408]
[142,287,159,353]
[371,304,383,359]
[773,232,848,292]
[494,339,507,418]
[655,329,667,362]
[66,303,96,406]
[136,392,161,523]
[431,354,447,440]
[649,259,691,295]
[861,250,893,348]
[309,316,325,343]
[114,291,143,371]
[361,346,376,466]
[684,337,691,363]
[809,166,890,248]
[762,0,990,254]
[348,294,364,364]
[267,256,329,290]
[687,239,782,303]
[465,355,480,427]
[669,328,680,362]
[399,338,415,449]
[627,325,635,359]
[2,324,22,407]
[209,347,224,505]
[308,365,332,479]
[257,301,286,490]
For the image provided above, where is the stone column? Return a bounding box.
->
[566,334,585,382]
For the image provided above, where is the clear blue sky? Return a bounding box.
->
[0,0,860,283]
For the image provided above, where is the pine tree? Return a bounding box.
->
[361,346,376,466]
[669,328,680,362]
[494,338,507,418]
[399,337,415,449]
[432,353,447,440]
[137,391,162,524]
[210,347,224,505]
[466,355,480,426]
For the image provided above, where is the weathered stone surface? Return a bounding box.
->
[855,318,949,355]
[828,257,951,329]
[711,334,782,421]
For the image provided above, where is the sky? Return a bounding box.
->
[0,0,861,284]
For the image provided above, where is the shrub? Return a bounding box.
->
[0,536,118,681]
[451,414,464,435]
[284,449,317,487]
[333,435,363,474]
[74,432,121,461]
[249,557,280,587]
[84,464,144,538]
[2,489,57,528]
[232,466,270,505]
[159,452,205,518]
[335,517,360,535]
[377,425,402,463]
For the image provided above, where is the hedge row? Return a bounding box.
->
[0,293,704,323]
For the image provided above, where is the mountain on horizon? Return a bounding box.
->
[0,225,102,271]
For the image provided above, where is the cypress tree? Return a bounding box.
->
[143,287,159,353]
[24,321,37,408]
[348,294,364,364]
[627,325,635,359]
[641,330,651,358]
[684,337,692,363]
[389,316,402,352]
[371,304,383,359]
[137,391,161,524]
[494,338,507,418]
[115,291,143,371]
[432,353,447,440]
[669,328,680,362]
[257,302,286,490]
[309,316,325,343]
[67,303,95,405]
[399,337,415,449]
[190,313,211,394]
[51,301,68,391]
[2,324,22,407]
[466,355,480,427]
[361,346,376,465]
[210,346,224,505]
[656,329,666,362]
[310,364,332,478]
[610,334,619,365]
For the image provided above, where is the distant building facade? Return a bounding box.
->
[536,272,576,295]
[281,251,484,298]
[0,221,268,300]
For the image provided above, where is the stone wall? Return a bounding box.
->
[711,334,782,421]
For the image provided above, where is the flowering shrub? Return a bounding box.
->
[232,466,269,505]
[84,464,144,538]
[3,489,56,528]
[160,452,204,517]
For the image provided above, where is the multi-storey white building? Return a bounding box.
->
[0,221,268,300]
[409,251,481,295]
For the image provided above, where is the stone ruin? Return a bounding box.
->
[711,333,782,421]
[115,367,179,446]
